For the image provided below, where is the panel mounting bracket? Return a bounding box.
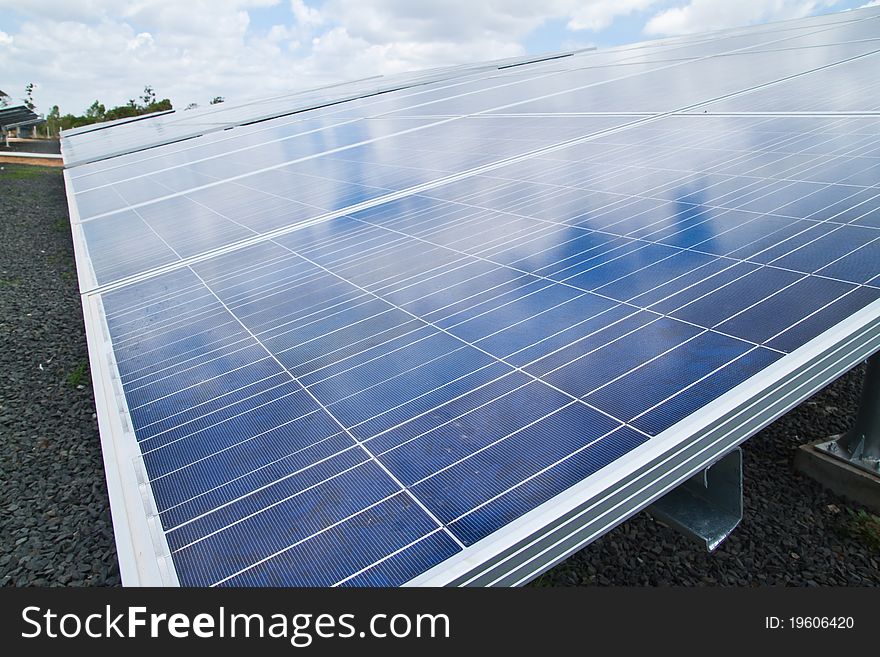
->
[813,352,880,476]
[647,448,743,552]
[795,352,880,514]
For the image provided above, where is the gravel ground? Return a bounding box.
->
[1,163,877,588]
[1,164,119,586]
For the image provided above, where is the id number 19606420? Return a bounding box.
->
[765,616,854,630]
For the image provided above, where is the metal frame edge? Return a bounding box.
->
[63,169,178,587]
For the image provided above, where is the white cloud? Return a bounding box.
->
[860,0,880,6]
[645,0,840,36]
[568,0,659,31]
[266,23,300,49]
[0,1,853,116]
[0,2,299,113]
[0,0,118,23]
[126,31,154,51]
[294,0,656,80]
[290,0,323,28]
[0,0,570,113]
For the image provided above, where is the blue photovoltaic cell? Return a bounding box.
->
[766,286,880,353]
[67,6,880,587]
[379,381,574,486]
[218,493,450,587]
[631,348,784,436]
[340,530,462,587]
[583,331,755,423]
[410,402,622,524]
[708,53,880,113]
[448,425,649,545]
[81,211,179,284]
[670,267,804,327]
[70,115,635,287]
[716,276,858,344]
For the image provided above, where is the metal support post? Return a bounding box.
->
[795,352,880,514]
[647,448,743,552]
[815,352,880,475]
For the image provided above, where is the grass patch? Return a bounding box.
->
[53,218,70,233]
[0,165,56,180]
[67,361,90,388]
[838,509,880,553]
[0,277,22,288]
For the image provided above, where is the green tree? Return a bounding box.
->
[46,105,61,137]
[104,104,140,122]
[154,98,172,111]
[140,85,156,107]
[59,113,81,131]
[44,85,175,133]
[85,100,106,121]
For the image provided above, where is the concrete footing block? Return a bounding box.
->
[795,441,880,514]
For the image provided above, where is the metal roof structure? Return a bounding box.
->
[61,6,880,587]
[0,105,41,130]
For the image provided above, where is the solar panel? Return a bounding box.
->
[0,105,41,130]
[61,6,880,587]
[57,48,603,168]
[60,6,876,168]
[60,108,176,138]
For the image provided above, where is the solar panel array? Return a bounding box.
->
[58,48,601,167]
[61,7,880,587]
[0,105,42,130]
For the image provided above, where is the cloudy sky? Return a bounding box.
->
[0,0,873,116]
